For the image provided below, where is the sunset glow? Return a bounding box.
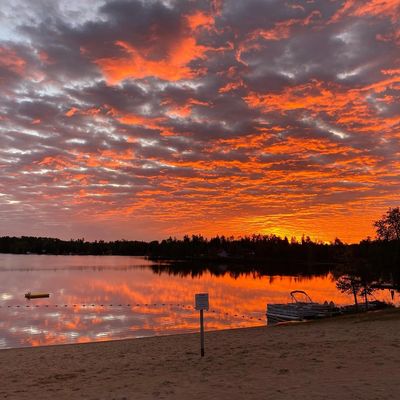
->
[2,254,396,349]
[0,0,399,242]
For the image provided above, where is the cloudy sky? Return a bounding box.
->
[0,0,399,242]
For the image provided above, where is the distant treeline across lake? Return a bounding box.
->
[0,235,399,282]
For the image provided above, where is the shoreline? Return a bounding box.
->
[0,305,390,352]
[1,308,399,399]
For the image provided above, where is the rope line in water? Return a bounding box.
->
[0,303,265,321]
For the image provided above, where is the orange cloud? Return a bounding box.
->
[245,77,400,137]
[116,112,165,129]
[0,46,26,74]
[37,156,74,170]
[161,98,209,117]
[245,80,353,113]
[330,0,400,23]
[95,38,209,83]
[2,0,399,245]
[65,107,78,117]
[352,0,400,21]
[246,10,322,43]
[186,11,214,31]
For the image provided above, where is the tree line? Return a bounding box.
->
[0,207,399,285]
[0,233,363,263]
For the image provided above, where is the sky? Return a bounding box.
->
[0,0,399,243]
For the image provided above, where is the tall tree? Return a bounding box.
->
[374,207,400,241]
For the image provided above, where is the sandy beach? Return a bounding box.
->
[1,309,399,400]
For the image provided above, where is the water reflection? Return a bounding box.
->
[0,254,396,349]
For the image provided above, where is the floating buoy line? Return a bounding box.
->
[0,302,265,322]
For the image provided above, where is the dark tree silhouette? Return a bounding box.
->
[336,274,375,310]
[336,275,362,310]
[0,232,399,286]
[374,207,400,241]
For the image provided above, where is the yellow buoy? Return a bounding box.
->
[25,292,50,300]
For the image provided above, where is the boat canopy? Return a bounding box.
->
[290,290,314,304]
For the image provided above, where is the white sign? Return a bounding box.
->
[195,293,209,311]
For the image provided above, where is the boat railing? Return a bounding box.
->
[290,290,314,304]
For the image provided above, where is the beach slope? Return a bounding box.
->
[1,309,399,399]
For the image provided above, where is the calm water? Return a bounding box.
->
[0,254,396,349]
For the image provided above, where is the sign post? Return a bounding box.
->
[195,293,209,357]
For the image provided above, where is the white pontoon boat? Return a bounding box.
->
[266,290,337,324]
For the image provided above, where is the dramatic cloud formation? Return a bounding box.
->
[0,0,399,242]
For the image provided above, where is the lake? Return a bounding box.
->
[0,254,396,349]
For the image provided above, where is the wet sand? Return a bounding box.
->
[1,309,399,399]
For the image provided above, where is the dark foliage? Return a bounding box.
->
[374,207,400,241]
[0,236,148,256]
[0,234,398,285]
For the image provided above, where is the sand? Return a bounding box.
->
[1,309,399,400]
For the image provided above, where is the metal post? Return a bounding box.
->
[195,293,208,357]
[200,309,205,357]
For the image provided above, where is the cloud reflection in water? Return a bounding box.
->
[0,254,396,349]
